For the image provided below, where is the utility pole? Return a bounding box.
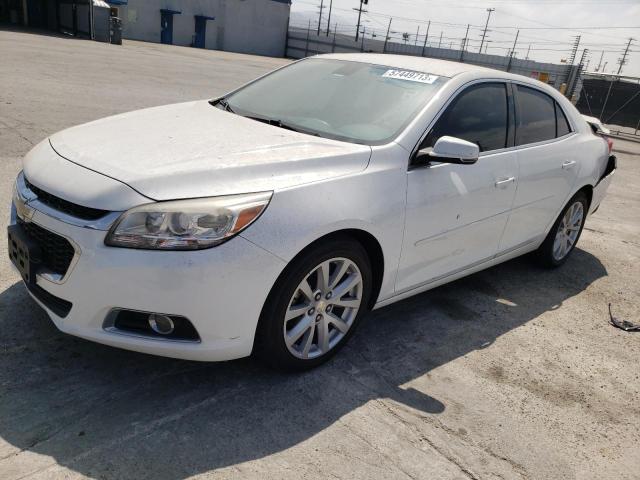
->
[383,17,392,53]
[325,0,333,36]
[460,23,470,62]
[438,31,442,49]
[564,35,581,98]
[617,37,635,75]
[567,36,581,66]
[415,26,420,46]
[525,44,531,60]
[596,50,604,71]
[317,0,324,36]
[578,49,589,70]
[421,20,430,57]
[479,8,495,53]
[568,48,589,99]
[506,29,519,72]
[354,0,368,42]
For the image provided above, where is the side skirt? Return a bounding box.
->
[373,239,540,310]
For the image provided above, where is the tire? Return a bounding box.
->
[535,191,589,268]
[255,236,373,371]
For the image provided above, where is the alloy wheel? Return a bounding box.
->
[552,201,584,261]
[283,257,363,359]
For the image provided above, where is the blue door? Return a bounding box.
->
[194,16,206,48]
[160,11,173,44]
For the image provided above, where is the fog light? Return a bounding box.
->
[148,313,175,335]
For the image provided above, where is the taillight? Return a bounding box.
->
[605,136,613,153]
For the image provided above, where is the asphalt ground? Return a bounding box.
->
[1,30,639,480]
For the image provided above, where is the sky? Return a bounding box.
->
[290,0,640,77]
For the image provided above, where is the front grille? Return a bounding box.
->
[24,177,109,221]
[17,219,75,276]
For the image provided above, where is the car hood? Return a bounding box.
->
[48,101,372,201]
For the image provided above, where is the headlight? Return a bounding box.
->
[105,192,272,250]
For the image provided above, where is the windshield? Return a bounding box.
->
[222,58,449,145]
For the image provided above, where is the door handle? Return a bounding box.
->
[494,177,516,188]
[562,160,577,169]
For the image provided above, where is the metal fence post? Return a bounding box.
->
[459,24,469,63]
[383,18,391,53]
[304,20,311,57]
[506,29,519,72]
[332,23,337,53]
[421,20,430,57]
[599,76,615,121]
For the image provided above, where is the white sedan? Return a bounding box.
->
[8,54,616,370]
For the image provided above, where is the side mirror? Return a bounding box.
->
[414,136,480,165]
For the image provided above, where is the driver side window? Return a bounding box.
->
[423,82,509,153]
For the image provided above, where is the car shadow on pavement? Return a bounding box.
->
[0,248,607,479]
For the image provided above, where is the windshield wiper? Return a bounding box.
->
[209,102,319,136]
[210,97,235,113]
[243,115,318,136]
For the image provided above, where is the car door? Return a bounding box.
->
[396,81,518,293]
[498,84,580,253]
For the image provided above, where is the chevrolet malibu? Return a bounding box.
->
[8,54,616,370]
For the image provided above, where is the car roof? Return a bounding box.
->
[316,53,499,78]
[314,53,568,101]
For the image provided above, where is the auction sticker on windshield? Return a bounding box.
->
[382,69,439,84]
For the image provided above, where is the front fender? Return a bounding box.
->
[240,166,407,302]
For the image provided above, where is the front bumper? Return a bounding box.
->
[9,200,286,362]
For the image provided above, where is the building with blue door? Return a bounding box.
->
[107,0,291,57]
[193,14,215,48]
[160,8,180,44]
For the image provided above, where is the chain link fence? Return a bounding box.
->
[286,25,580,94]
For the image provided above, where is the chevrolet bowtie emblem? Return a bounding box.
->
[14,190,36,222]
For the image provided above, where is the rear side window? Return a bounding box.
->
[555,102,572,137]
[423,82,508,152]
[516,85,556,145]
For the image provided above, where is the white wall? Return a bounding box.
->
[115,0,289,57]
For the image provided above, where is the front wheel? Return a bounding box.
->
[255,237,372,371]
[535,192,588,268]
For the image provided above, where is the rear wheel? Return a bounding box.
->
[535,192,588,268]
[255,237,372,371]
